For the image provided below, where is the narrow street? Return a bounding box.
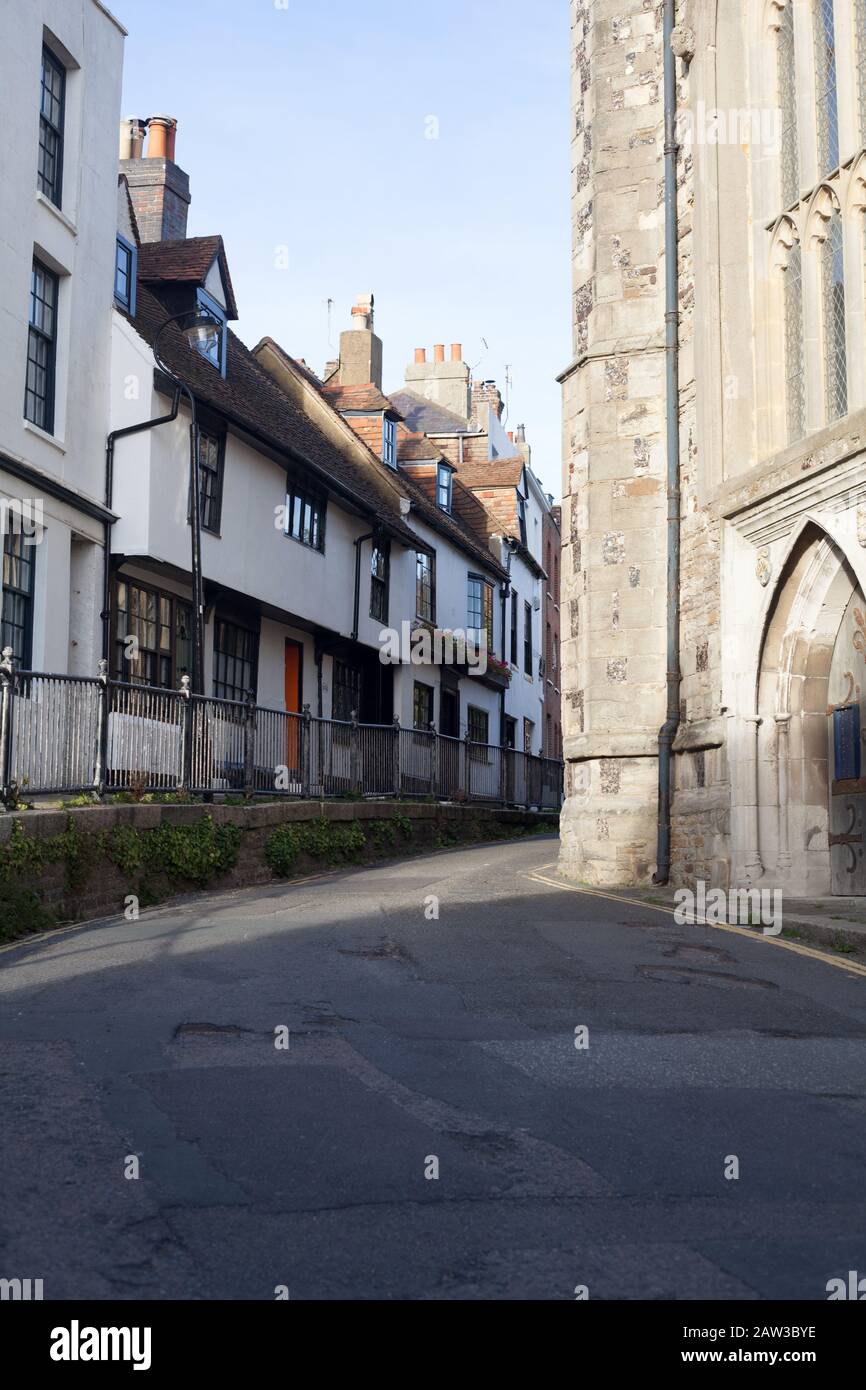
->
[1,836,865,1301]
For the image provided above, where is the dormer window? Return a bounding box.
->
[195,287,227,376]
[437,463,453,513]
[114,235,137,314]
[383,416,397,468]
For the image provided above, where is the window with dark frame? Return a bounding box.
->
[113,578,192,689]
[333,659,362,722]
[283,476,326,551]
[195,287,227,375]
[213,618,258,703]
[510,587,518,665]
[517,494,527,545]
[370,541,389,623]
[467,705,489,745]
[383,416,397,468]
[416,550,435,623]
[437,463,453,513]
[523,601,532,675]
[413,681,434,730]
[114,235,137,314]
[2,530,36,668]
[38,45,65,207]
[467,574,493,652]
[198,430,225,534]
[25,259,59,435]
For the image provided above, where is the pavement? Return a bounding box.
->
[1,835,865,1301]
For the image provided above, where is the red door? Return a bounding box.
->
[284,640,302,771]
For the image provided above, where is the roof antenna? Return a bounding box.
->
[326,297,334,348]
[503,363,512,426]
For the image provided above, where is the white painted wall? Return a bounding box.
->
[0,0,124,671]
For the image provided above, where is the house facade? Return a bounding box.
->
[0,0,125,674]
[560,0,866,895]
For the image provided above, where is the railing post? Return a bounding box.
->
[392,715,401,798]
[525,752,532,811]
[93,658,109,798]
[351,709,362,795]
[178,675,192,793]
[428,722,437,797]
[243,688,256,800]
[499,741,507,806]
[462,728,471,803]
[302,703,312,799]
[0,647,16,809]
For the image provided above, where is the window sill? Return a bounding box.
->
[36,191,77,236]
[23,420,66,453]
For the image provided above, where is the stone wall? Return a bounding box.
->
[0,799,558,941]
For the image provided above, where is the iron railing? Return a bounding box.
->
[0,650,564,810]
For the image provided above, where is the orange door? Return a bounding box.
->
[284,640,302,770]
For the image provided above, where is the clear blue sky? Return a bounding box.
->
[118,0,571,496]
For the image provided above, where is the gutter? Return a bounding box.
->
[653,0,682,885]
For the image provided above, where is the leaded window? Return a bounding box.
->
[38,46,65,206]
[113,579,192,688]
[467,574,493,651]
[370,541,389,623]
[778,1,799,207]
[814,0,840,175]
[785,238,806,442]
[1,530,36,668]
[437,463,453,512]
[284,477,326,551]
[25,260,58,434]
[467,705,489,745]
[413,681,434,730]
[822,210,847,422]
[415,550,435,623]
[198,431,224,534]
[213,618,257,702]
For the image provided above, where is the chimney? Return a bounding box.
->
[404,337,471,420]
[470,379,504,430]
[119,114,190,243]
[514,422,531,468]
[338,294,383,389]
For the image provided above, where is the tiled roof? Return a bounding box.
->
[452,456,526,488]
[323,382,402,415]
[125,285,420,548]
[388,389,474,435]
[250,338,504,579]
[137,236,239,319]
[397,430,447,463]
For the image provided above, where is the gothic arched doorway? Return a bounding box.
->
[755,525,863,896]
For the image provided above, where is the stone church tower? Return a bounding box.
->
[560,0,866,898]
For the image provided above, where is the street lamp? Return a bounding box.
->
[151,308,223,696]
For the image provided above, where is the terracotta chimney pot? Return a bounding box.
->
[450,343,462,362]
[146,115,174,159]
[414,348,427,364]
[433,344,445,363]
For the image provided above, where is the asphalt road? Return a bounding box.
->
[1,835,865,1301]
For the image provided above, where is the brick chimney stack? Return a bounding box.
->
[405,340,470,420]
[337,294,383,389]
[470,379,504,431]
[119,115,190,243]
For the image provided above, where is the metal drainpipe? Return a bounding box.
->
[653,0,682,886]
[351,530,375,642]
[102,389,181,667]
